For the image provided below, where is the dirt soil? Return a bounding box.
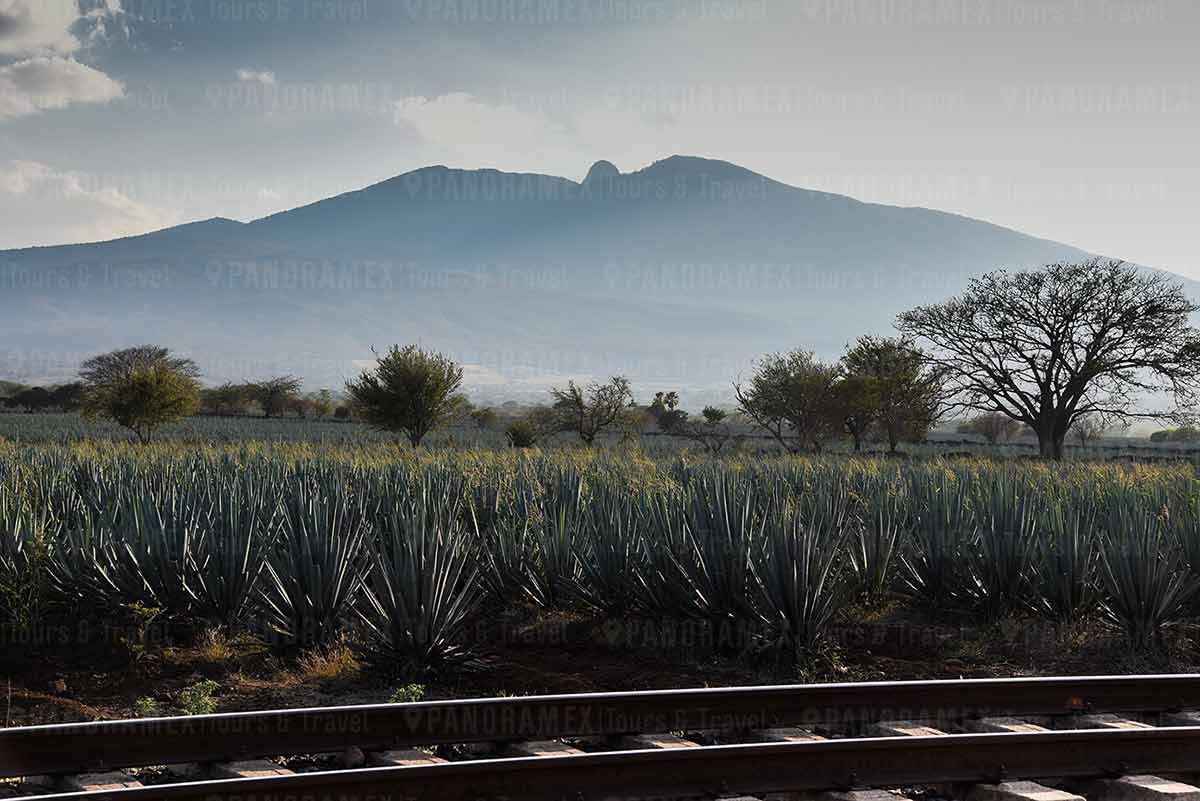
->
[3,603,1196,727]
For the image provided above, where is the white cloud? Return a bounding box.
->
[0,55,123,118]
[0,2,126,120]
[236,68,275,85]
[0,159,178,248]
[0,0,81,55]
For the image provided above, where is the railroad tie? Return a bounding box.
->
[366,749,447,767]
[743,727,824,743]
[617,733,701,749]
[55,771,143,792]
[1071,776,1200,801]
[209,760,293,779]
[502,740,585,757]
[873,719,1080,801]
[1071,714,1153,730]
[1058,715,1200,801]
[1160,710,1200,728]
[963,717,1053,734]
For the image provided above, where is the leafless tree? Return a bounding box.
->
[550,376,633,446]
[898,260,1200,459]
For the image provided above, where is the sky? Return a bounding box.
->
[0,0,1197,278]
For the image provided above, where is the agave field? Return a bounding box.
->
[2,440,1199,676]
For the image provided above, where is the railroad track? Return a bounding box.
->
[4,675,1200,801]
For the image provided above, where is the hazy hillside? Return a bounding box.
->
[0,155,1171,400]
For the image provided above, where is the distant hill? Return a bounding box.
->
[0,155,1183,400]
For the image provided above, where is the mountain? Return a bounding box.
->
[0,155,1183,400]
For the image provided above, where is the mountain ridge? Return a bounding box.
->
[0,155,1180,401]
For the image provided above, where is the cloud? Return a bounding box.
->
[236,68,275,85]
[0,55,123,118]
[0,0,81,55]
[0,159,178,248]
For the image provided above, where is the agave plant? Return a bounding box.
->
[98,479,205,616]
[677,471,762,624]
[358,472,483,673]
[845,477,904,603]
[1028,503,1098,625]
[1098,505,1198,651]
[902,470,971,608]
[524,469,586,609]
[574,484,648,616]
[189,474,280,627]
[751,501,850,660]
[259,470,371,648]
[964,475,1039,620]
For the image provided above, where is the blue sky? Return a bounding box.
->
[1,0,1197,278]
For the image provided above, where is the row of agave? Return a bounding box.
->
[2,447,1199,671]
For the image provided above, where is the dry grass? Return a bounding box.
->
[297,640,362,682]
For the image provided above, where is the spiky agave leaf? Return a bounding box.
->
[751,500,850,660]
[1028,501,1098,625]
[259,468,371,648]
[1098,504,1198,651]
[574,483,648,616]
[358,471,483,673]
[189,472,281,627]
[901,468,971,608]
[677,470,762,623]
[964,474,1039,620]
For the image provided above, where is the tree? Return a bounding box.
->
[79,347,201,443]
[201,382,251,416]
[49,382,84,412]
[958,413,1024,444]
[830,374,879,453]
[550,377,634,446]
[344,344,465,446]
[658,402,740,454]
[898,260,1200,460]
[253,375,303,418]
[309,389,334,418]
[3,386,53,414]
[79,345,201,387]
[1070,414,1108,449]
[734,350,841,453]
[842,336,944,454]
[1150,426,1200,443]
[470,406,498,429]
[505,405,557,448]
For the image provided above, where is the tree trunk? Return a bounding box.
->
[1036,429,1067,460]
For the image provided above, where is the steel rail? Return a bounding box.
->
[15,726,1200,801]
[1,674,1197,777]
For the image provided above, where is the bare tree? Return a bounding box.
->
[898,260,1200,459]
[550,376,633,446]
[734,350,841,453]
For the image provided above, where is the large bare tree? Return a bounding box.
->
[898,260,1200,459]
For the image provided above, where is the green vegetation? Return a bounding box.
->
[1,440,1198,675]
[345,344,466,447]
[178,680,220,715]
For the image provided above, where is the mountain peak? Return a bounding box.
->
[583,159,620,185]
